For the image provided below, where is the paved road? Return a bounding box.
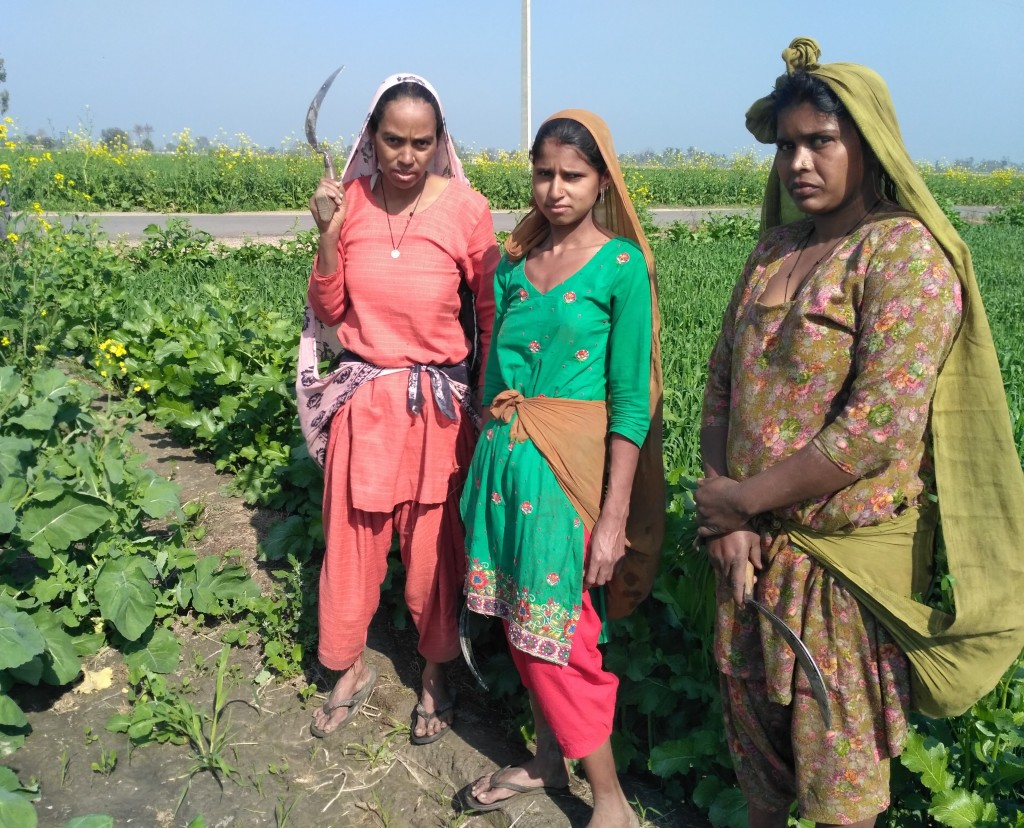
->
[47,205,996,242]
[47,207,758,241]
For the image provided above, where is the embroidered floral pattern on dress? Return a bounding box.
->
[546,572,560,586]
[529,341,541,353]
[616,252,630,265]
[574,349,589,361]
[490,492,502,504]
[464,559,580,665]
[518,288,529,302]
[563,291,577,304]
[520,501,533,515]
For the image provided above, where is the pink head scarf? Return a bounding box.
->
[339,72,467,184]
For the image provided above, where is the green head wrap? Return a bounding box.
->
[745,39,1024,717]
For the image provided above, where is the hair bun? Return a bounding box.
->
[782,37,821,75]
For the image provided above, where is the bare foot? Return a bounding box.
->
[413,661,453,741]
[586,799,639,828]
[468,757,570,808]
[310,658,374,736]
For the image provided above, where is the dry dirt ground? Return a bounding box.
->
[7,418,709,828]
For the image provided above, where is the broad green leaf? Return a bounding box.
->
[185,557,260,615]
[101,454,124,487]
[94,558,156,642]
[707,786,747,828]
[0,769,16,794]
[0,787,37,828]
[0,695,27,729]
[648,738,699,777]
[0,606,45,670]
[7,399,58,432]
[17,492,113,556]
[33,612,82,685]
[124,627,180,675]
[0,367,23,415]
[136,475,179,520]
[31,369,75,401]
[900,730,952,793]
[929,788,997,828]
[0,438,33,478]
[0,505,14,535]
[7,656,43,686]
[62,817,113,828]
[259,515,310,561]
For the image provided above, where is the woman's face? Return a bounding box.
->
[531,139,609,227]
[775,101,873,219]
[372,97,439,192]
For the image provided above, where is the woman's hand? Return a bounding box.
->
[584,512,627,589]
[695,475,750,538]
[309,177,347,236]
[706,528,762,607]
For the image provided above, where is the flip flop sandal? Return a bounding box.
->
[309,665,378,739]
[458,765,569,812]
[409,690,457,745]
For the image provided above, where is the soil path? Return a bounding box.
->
[10,418,708,828]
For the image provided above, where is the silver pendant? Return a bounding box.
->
[391,249,401,259]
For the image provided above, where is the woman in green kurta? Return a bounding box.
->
[462,235,651,664]
[459,112,660,828]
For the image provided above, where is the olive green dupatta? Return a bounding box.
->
[746,38,1024,717]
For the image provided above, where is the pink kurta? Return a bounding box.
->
[309,174,498,669]
[308,176,499,511]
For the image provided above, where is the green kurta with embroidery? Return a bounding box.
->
[460,238,652,665]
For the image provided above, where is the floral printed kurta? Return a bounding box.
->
[701,214,962,802]
[461,238,652,665]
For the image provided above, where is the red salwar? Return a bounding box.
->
[317,398,475,669]
[505,531,618,759]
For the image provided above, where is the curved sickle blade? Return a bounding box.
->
[459,603,489,691]
[749,598,832,729]
[745,560,831,727]
[304,65,345,150]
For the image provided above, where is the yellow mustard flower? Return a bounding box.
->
[40,309,47,317]
[5,233,18,242]
[1,336,9,347]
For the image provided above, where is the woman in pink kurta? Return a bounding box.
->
[300,74,498,742]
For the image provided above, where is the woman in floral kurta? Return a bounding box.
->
[696,47,964,827]
[702,214,960,823]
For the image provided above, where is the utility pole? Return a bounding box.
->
[521,0,532,151]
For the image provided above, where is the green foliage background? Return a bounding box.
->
[1,203,1022,826]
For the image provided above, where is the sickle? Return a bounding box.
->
[305,65,345,221]
[459,604,489,691]
[745,561,832,728]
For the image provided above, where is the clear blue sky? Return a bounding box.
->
[4,0,1023,163]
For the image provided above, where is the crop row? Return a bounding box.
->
[1,121,1022,213]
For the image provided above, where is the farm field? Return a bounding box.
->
[1,203,1023,827]
[2,126,1023,213]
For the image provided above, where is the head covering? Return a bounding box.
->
[340,72,466,184]
[746,38,1024,717]
[506,110,665,619]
